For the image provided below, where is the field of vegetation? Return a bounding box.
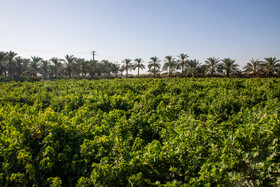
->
[0,78,280,186]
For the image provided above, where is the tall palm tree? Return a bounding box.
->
[220,58,239,77]
[262,57,280,77]
[5,51,18,80]
[40,60,49,80]
[148,56,161,78]
[243,59,261,77]
[177,53,189,77]
[163,55,177,77]
[134,58,145,78]
[204,57,220,77]
[30,56,42,77]
[21,58,31,77]
[101,60,113,78]
[87,60,99,78]
[185,59,200,77]
[14,56,25,77]
[197,64,208,77]
[75,58,89,78]
[65,55,76,78]
[121,59,132,78]
[0,51,7,76]
[119,65,125,77]
[111,62,120,78]
[49,57,64,78]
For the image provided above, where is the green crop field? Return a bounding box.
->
[0,78,280,186]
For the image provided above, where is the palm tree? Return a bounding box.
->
[5,51,18,80]
[185,59,200,77]
[220,58,239,77]
[21,58,31,77]
[30,56,42,77]
[75,58,89,78]
[111,62,120,78]
[197,64,208,77]
[14,56,25,77]
[204,57,220,77]
[65,55,76,78]
[0,51,7,76]
[148,56,161,78]
[262,57,280,77]
[49,57,64,78]
[177,53,189,77]
[87,60,99,78]
[40,60,49,80]
[134,58,145,78]
[100,60,113,78]
[121,59,132,78]
[243,59,261,77]
[119,65,125,77]
[163,56,177,77]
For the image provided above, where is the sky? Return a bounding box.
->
[0,0,280,71]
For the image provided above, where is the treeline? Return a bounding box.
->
[0,51,279,80]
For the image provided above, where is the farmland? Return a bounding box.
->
[0,78,280,186]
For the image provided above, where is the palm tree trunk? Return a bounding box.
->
[169,67,171,78]
[138,67,140,78]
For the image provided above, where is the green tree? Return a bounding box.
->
[243,59,261,77]
[5,51,17,80]
[0,51,7,76]
[197,64,208,77]
[163,56,177,77]
[65,55,76,78]
[87,60,100,78]
[14,56,26,77]
[185,59,200,77]
[49,57,64,78]
[134,58,145,78]
[262,57,280,77]
[204,57,220,77]
[148,56,161,78]
[30,56,42,77]
[111,62,120,78]
[76,58,89,78]
[101,60,113,78]
[220,58,239,77]
[177,53,189,77]
[40,60,49,80]
[121,59,132,78]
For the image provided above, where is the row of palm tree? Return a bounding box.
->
[0,51,123,80]
[0,50,279,80]
[129,55,279,78]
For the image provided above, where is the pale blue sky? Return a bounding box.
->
[0,0,280,68]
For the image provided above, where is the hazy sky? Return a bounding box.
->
[0,0,280,68]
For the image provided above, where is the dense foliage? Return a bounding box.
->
[0,78,280,186]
